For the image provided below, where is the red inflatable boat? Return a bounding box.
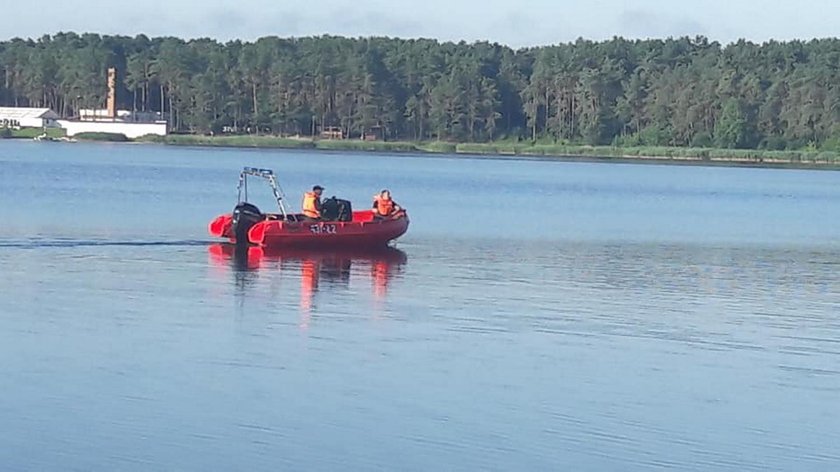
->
[209,168,409,249]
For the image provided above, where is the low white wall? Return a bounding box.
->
[19,118,47,128]
[57,120,167,139]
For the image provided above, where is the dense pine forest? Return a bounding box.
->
[3,33,840,150]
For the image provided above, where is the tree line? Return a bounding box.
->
[2,32,840,149]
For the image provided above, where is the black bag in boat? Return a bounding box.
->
[320,197,352,222]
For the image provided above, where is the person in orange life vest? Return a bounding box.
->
[302,185,324,220]
[373,189,401,218]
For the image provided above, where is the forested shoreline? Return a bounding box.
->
[3,33,840,152]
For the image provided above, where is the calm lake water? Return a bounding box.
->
[1,140,839,471]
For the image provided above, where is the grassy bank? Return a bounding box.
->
[74,132,129,142]
[138,134,420,153]
[5,127,836,167]
[455,142,840,165]
[139,134,316,149]
[0,127,67,139]
[136,134,840,168]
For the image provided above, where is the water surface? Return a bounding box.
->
[1,141,839,471]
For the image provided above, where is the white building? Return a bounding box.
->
[57,119,168,139]
[78,109,163,123]
[0,107,61,129]
[0,106,167,139]
[79,108,133,120]
[59,108,168,139]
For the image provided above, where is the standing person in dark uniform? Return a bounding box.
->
[302,185,324,220]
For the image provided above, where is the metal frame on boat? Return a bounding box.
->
[236,167,294,221]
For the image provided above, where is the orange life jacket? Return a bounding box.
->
[374,195,395,216]
[302,192,320,218]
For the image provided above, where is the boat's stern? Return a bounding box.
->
[208,214,234,239]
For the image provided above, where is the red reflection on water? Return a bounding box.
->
[208,244,407,321]
[299,258,318,327]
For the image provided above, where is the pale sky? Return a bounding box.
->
[2,0,839,47]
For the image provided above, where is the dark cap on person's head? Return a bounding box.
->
[313,185,324,191]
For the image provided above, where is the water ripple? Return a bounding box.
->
[0,238,212,249]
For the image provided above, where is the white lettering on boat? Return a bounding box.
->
[309,224,337,235]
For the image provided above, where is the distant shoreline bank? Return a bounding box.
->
[4,132,840,170]
[138,135,840,171]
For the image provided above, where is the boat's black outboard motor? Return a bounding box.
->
[321,197,353,222]
[231,202,262,250]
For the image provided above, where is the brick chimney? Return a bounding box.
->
[106,67,117,119]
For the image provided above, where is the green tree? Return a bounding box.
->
[2,33,840,149]
[715,98,751,148]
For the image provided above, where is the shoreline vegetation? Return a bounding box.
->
[4,33,840,169]
[142,133,840,168]
[137,135,840,168]
[3,129,838,168]
[4,34,840,163]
